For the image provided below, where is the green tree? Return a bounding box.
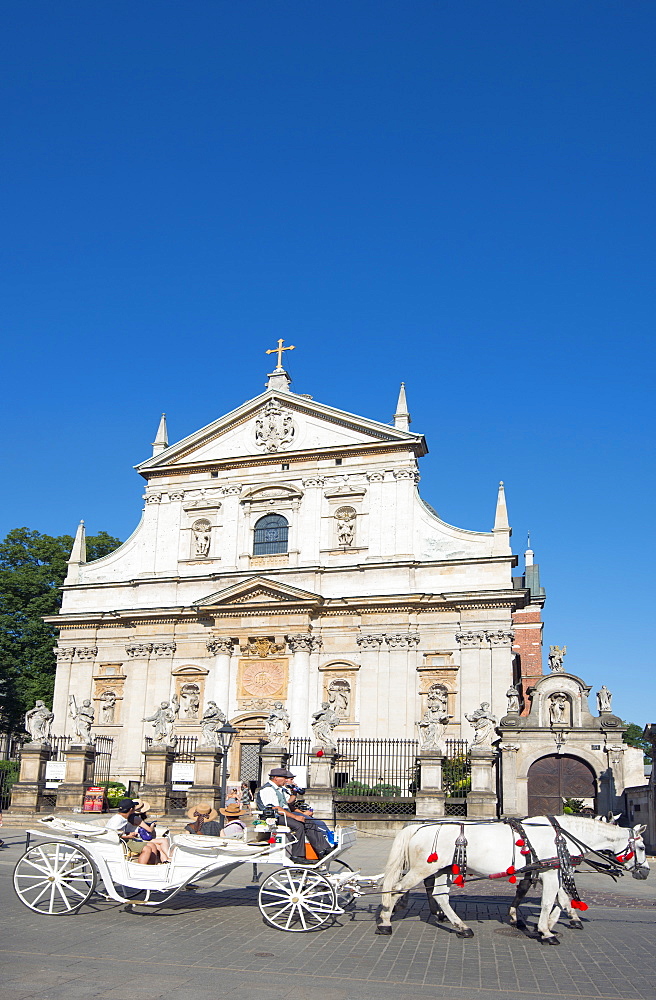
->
[622,723,652,764]
[0,527,121,733]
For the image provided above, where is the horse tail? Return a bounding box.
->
[383,823,423,888]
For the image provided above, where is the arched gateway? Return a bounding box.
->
[527,753,596,816]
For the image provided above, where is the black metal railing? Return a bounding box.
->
[144,735,197,761]
[92,735,114,785]
[49,736,72,761]
[332,738,419,817]
[287,736,311,772]
[442,738,471,816]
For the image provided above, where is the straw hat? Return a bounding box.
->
[132,799,151,814]
[219,802,246,818]
[186,801,219,822]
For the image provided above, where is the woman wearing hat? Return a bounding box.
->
[217,803,248,839]
[185,802,223,837]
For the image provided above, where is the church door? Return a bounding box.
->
[527,754,597,816]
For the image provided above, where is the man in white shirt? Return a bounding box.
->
[256,768,331,863]
[105,799,164,865]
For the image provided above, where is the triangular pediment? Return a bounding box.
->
[136,388,425,473]
[194,576,323,610]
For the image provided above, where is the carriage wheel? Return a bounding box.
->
[258,866,337,932]
[13,841,97,915]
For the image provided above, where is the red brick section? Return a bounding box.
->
[512,605,544,715]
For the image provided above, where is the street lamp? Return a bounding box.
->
[217,722,239,808]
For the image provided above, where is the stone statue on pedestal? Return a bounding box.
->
[311,702,340,749]
[69,695,95,743]
[199,700,226,747]
[144,700,177,746]
[417,685,449,751]
[24,700,54,744]
[597,685,612,713]
[505,685,521,714]
[465,702,498,750]
[548,645,567,672]
[265,701,290,747]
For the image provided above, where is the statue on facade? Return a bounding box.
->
[144,700,177,746]
[417,687,450,751]
[68,695,95,743]
[505,685,521,714]
[335,507,356,547]
[100,690,117,724]
[180,682,200,720]
[24,700,54,744]
[327,678,350,719]
[265,701,290,747]
[192,521,211,558]
[465,702,498,750]
[549,693,568,725]
[597,685,612,713]
[311,701,341,749]
[199,700,226,747]
[548,645,567,672]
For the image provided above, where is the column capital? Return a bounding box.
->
[455,631,486,648]
[384,632,420,648]
[125,643,153,658]
[356,633,386,649]
[286,633,322,653]
[486,630,515,646]
[207,637,234,655]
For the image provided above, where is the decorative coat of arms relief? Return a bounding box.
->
[254,400,295,452]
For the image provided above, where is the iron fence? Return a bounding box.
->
[92,735,114,785]
[333,738,419,817]
[442,738,471,816]
[144,735,197,761]
[287,736,311,773]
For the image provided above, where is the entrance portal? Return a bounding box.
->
[527,754,597,816]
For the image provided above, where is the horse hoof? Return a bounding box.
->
[568,921,583,930]
[456,928,474,939]
[375,926,393,936]
[436,912,447,922]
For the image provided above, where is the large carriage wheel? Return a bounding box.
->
[258,866,337,932]
[13,841,97,915]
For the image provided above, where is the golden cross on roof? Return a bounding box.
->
[265,338,295,370]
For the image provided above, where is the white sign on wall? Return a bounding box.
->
[45,760,66,789]
[171,762,194,788]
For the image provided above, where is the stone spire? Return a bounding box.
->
[492,481,511,554]
[66,520,86,584]
[393,382,411,431]
[152,413,168,456]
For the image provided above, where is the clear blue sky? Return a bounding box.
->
[1,2,654,726]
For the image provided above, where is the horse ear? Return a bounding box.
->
[634,824,647,836]
[612,813,621,823]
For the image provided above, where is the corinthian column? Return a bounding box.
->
[286,633,322,738]
[207,638,233,716]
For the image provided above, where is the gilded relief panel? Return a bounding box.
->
[237,657,288,707]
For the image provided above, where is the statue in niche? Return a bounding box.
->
[200,700,226,747]
[549,693,568,725]
[100,690,117,724]
[265,701,290,747]
[69,695,95,743]
[506,685,521,714]
[335,507,356,547]
[417,685,450,751]
[597,685,612,713]
[144,700,177,746]
[327,678,351,719]
[465,702,498,750]
[24,700,54,744]
[180,682,201,720]
[192,520,211,558]
[311,702,341,749]
[548,645,567,672]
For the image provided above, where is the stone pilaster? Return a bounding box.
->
[56,744,97,811]
[207,637,233,714]
[260,743,290,776]
[187,747,224,814]
[141,745,175,815]
[287,634,322,738]
[8,743,51,814]
[467,749,498,819]
[415,751,445,819]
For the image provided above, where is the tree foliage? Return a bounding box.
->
[0,527,121,733]
[622,722,652,763]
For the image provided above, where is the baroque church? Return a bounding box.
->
[49,345,644,817]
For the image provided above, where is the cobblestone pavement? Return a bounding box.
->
[0,827,654,1000]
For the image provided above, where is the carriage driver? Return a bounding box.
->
[256,768,331,864]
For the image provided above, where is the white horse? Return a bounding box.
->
[376,816,648,943]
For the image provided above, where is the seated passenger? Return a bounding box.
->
[130,799,171,862]
[105,798,167,865]
[218,802,248,838]
[185,802,222,837]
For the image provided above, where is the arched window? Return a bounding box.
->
[253,514,289,555]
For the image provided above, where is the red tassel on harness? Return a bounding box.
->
[616,850,634,862]
[451,864,460,874]
[515,839,525,847]
[521,847,531,855]
[506,866,515,875]
[571,899,587,910]
[427,852,438,863]
[577,902,588,911]
[316,750,324,757]
[454,874,465,887]
[509,876,517,883]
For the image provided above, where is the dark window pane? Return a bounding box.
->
[253,514,289,555]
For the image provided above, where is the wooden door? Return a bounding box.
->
[527,754,596,816]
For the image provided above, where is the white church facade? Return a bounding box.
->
[48,347,644,815]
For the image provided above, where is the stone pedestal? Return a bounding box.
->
[308,747,335,819]
[260,743,290,777]
[415,751,446,819]
[56,744,97,811]
[187,747,223,814]
[141,746,175,815]
[8,743,51,814]
[467,749,498,819]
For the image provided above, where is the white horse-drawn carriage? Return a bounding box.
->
[12,815,378,932]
